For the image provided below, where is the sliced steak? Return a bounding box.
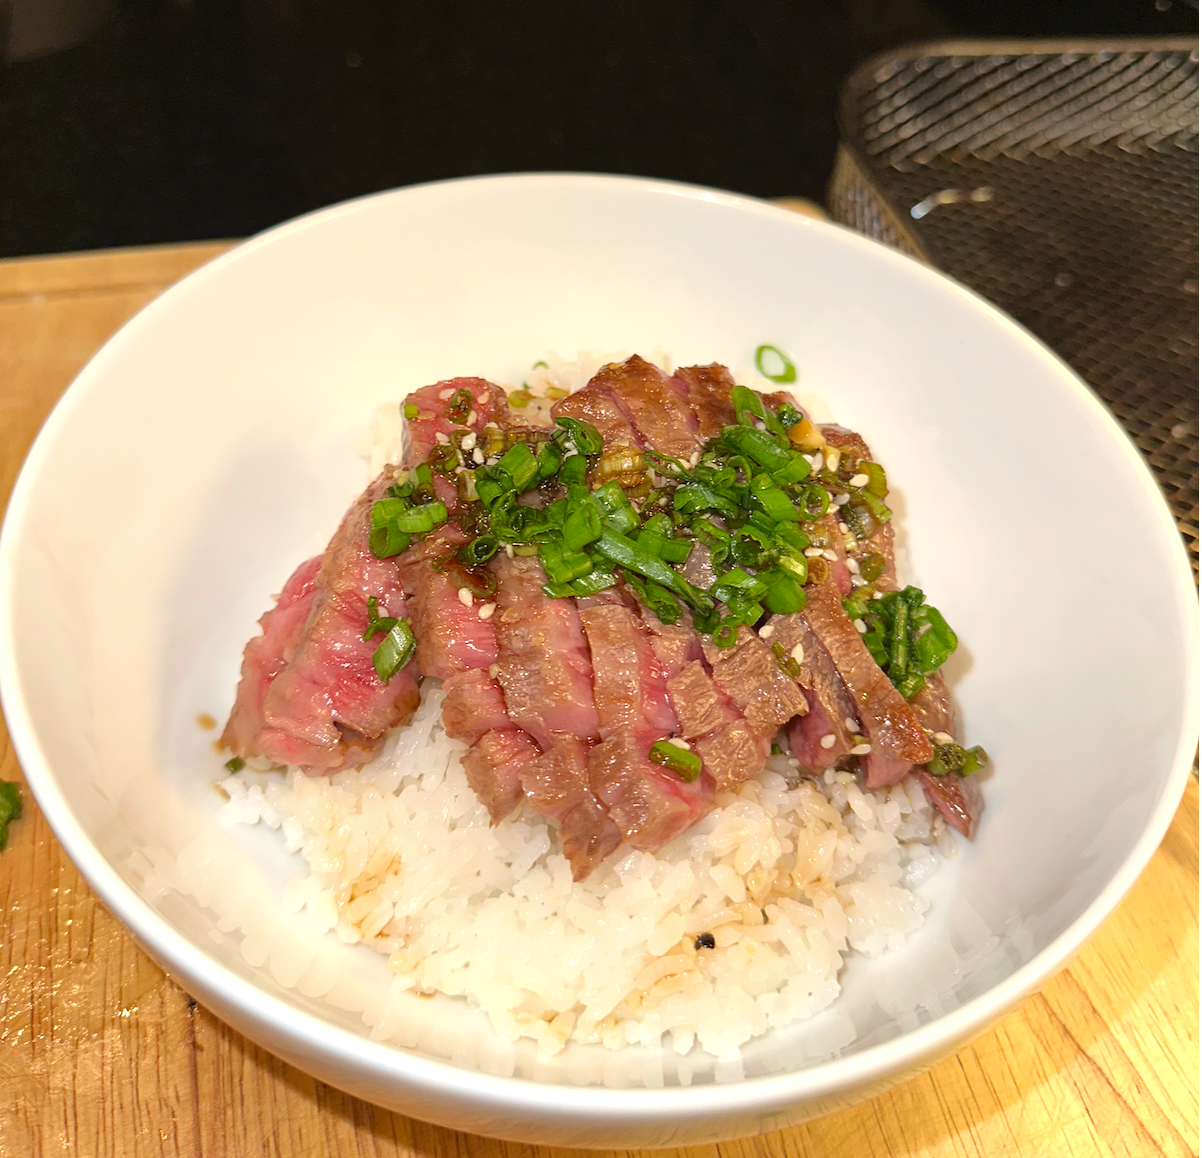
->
[672,364,737,440]
[397,528,497,681]
[578,601,677,737]
[588,726,715,851]
[463,728,539,823]
[441,669,511,746]
[222,555,322,758]
[914,768,984,839]
[492,554,601,748]
[519,737,623,880]
[400,377,507,470]
[800,581,932,784]
[551,368,643,450]
[598,355,699,460]
[701,626,809,738]
[769,615,860,770]
[251,471,421,772]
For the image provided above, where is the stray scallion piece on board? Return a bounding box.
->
[0,780,23,852]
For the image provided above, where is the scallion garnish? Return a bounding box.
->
[0,780,22,851]
[754,344,797,384]
[927,742,989,777]
[853,586,958,701]
[372,619,417,683]
[648,740,702,781]
[224,756,245,773]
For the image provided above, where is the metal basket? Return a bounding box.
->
[830,38,1199,570]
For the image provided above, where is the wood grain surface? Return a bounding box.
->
[0,243,1196,1158]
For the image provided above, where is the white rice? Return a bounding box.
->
[222,350,952,1059]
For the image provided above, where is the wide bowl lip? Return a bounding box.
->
[1,170,1196,1119]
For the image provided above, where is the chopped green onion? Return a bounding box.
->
[648,739,702,782]
[797,484,831,519]
[750,475,800,522]
[563,502,603,551]
[362,595,399,641]
[553,416,604,456]
[771,451,812,485]
[0,779,22,851]
[403,404,419,420]
[623,571,682,625]
[754,344,797,384]
[559,454,588,487]
[459,535,499,565]
[393,501,448,534]
[369,522,411,559]
[538,540,593,584]
[590,482,640,534]
[443,388,474,424]
[712,617,740,648]
[721,425,793,471]
[496,443,540,491]
[762,571,806,615]
[224,756,245,773]
[858,460,888,498]
[373,619,417,683]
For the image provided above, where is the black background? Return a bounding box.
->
[0,0,1195,257]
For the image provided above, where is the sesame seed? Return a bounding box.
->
[822,549,838,562]
[472,448,485,464]
[933,731,955,746]
[808,453,824,470]
[435,432,450,445]
[820,734,837,750]
[457,587,473,607]
[849,473,870,488]
[504,543,515,558]
[853,618,868,633]
[872,591,884,600]
[758,624,775,639]
[488,663,500,679]
[461,432,477,450]
[478,602,496,620]
[844,717,858,731]
[846,558,860,574]
[790,643,805,664]
[850,574,866,587]
[849,743,872,755]
[804,547,824,558]
[438,388,453,400]
[689,451,701,467]
[837,521,850,534]
[833,493,850,506]
[666,736,690,749]
[467,409,478,425]
[825,451,840,471]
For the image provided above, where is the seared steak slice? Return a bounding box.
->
[519,738,623,879]
[463,728,539,823]
[579,602,677,737]
[672,364,737,440]
[769,614,860,770]
[441,670,511,746]
[588,725,714,851]
[253,470,421,771]
[915,767,984,839]
[550,369,643,450]
[492,554,601,748]
[701,626,809,738]
[800,582,932,780]
[397,529,497,681]
[222,555,322,758]
[693,722,770,793]
[400,377,507,470]
[596,355,699,460]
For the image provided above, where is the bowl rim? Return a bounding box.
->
[1,170,1196,1116]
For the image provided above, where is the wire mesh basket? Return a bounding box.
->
[830,38,1199,570]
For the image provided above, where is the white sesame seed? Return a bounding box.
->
[504,543,514,558]
[472,448,485,464]
[933,731,955,746]
[467,409,478,426]
[838,521,850,534]
[846,558,860,574]
[461,432,477,450]
[435,431,450,445]
[787,757,800,768]
[666,736,691,749]
[833,493,851,506]
[825,451,840,471]
[790,643,805,665]
[808,453,824,470]
[849,473,870,488]
[457,587,473,607]
[822,549,838,562]
[478,602,496,620]
[844,717,858,731]
[488,663,500,679]
[819,734,837,750]
[689,451,701,467]
[849,743,872,755]
[438,388,453,400]
[850,574,866,587]
[804,547,824,558]
[853,618,868,633]
[872,591,884,599]
[758,624,775,639]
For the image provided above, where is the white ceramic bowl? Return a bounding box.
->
[1,174,1195,1147]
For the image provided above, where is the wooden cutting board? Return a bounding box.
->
[0,243,1196,1158]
